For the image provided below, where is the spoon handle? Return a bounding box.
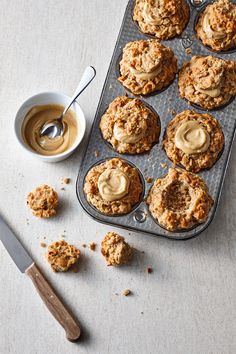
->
[62,66,96,116]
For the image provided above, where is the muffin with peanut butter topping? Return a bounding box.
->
[147,168,214,231]
[163,110,224,172]
[100,96,160,154]
[133,0,189,39]
[178,55,236,109]
[118,40,177,95]
[83,158,143,215]
[195,0,236,52]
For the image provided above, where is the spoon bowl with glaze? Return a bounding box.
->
[40,66,96,138]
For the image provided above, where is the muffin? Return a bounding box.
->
[146,168,214,231]
[195,0,236,52]
[100,96,160,154]
[163,110,224,172]
[118,39,178,95]
[46,240,80,272]
[178,55,236,109]
[83,158,143,215]
[101,232,133,266]
[27,184,58,218]
[133,0,189,39]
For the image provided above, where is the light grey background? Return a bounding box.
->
[0,1,235,354]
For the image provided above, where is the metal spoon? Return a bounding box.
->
[40,66,96,138]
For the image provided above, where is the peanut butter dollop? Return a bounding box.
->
[113,123,145,143]
[98,168,130,202]
[195,86,221,98]
[22,104,78,156]
[142,2,163,26]
[175,120,210,154]
[203,12,226,40]
[129,65,161,80]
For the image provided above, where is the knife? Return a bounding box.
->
[0,214,81,341]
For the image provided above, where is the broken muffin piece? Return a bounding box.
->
[101,232,133,266]
[27,184,58,218]
[46,240,80,272]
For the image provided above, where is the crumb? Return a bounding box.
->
[109,84,113,90]
[122,289,131,296]
[61,187,65,191]
[82,243,87,248]
[145,176,153,183]
[115,293,119,296]
[89,242,96,251]
[63,177,70,184]
[141,251,145,254]
[94,150,100,157]
[171,110,176,116]
[185,47,192,54]
[141,312,144,314]
[40,242,47,248]
[147,267,153,274]
[160,162,167,169]
[61,234,65,238]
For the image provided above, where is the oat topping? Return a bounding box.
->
[101,232,133,266]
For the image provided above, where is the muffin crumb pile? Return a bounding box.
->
[27,184,58,218]
[46,240,80,272]
[101,232,133,266]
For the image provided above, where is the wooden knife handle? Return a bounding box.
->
[26,263,81,341]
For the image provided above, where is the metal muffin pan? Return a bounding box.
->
[76,0,236,240]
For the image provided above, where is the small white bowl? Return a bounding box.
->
[14,92,86,162]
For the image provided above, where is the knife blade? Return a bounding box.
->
[0,214,33,272]
[0,214,81,341]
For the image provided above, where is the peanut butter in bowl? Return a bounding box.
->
[22,104,78,156]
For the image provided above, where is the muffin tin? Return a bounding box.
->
[76,0,236,240]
